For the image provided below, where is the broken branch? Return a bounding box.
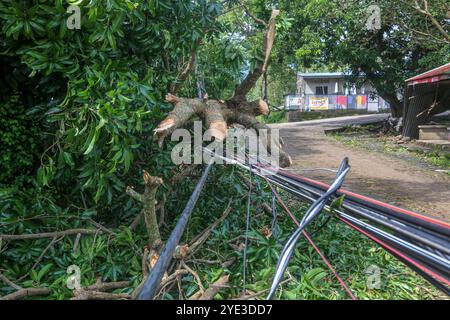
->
[72,290,131,300]
[142,170,163,249]
[190,274,230,300]
[0,228,101,241]
[232,9,280,99]
[0,287,51,300]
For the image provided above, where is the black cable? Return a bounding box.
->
[275,169,450,238]
[338,215,450,296]
[137,162,213,300]
[266,158,350,300]
[266,174,450,275]
[266,171,450,255]
[202,149,450,294]
[257,171,450,293]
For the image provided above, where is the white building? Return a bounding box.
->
[285,72,389,112]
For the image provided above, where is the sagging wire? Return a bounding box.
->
[264,177,357,300]
[271,192,280,240]
[203,147,450,295]
[242,166,253,296]
[266,158,350,300]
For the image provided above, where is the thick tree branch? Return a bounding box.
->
[0,228,101,241]
[142,170,163,249]
[127,170,163,249]
[153,9,291,167]
[411,0,450,42]
[72,290,130,300]
[154,94,205,147]
[86,280,130,292]
[129,165,199,230]
[170,49,197,94]
[0,287,51,300]
[71,279,131,300]
[232,9,280,100]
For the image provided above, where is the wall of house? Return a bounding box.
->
[299,77,377,95]
[301,78,345,95]
[290,75,390,112]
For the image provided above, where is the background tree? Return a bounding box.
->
[274,0,450,117]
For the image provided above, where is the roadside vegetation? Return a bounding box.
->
[329,125,450,174]
[1,165,444,299]
[259,110,287,124]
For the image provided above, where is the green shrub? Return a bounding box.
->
[0,95,40,184]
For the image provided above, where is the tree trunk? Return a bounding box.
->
[262,71,268,102]
[379,91,403,117]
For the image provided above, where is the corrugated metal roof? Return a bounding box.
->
[405,63,450,85]
[298,72,346,79]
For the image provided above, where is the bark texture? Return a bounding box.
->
[126,170,163,249]
[154,9,292,167]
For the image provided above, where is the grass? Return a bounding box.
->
[329,125,450,173]
[284,110,383,123]
[413,150,450,170]
[259,111,287,124]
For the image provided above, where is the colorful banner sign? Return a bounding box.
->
[356,95,367,109]
[288,96,302,107]
[310,97,329,110]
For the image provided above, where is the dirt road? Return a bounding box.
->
[270,114,450,222]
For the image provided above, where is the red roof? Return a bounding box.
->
[405,62,450,86]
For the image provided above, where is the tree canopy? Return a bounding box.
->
[275,0,449,116]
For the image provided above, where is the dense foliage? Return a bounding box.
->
[0,95,40,183]
[0,0,225,207]
[0,0,236,297]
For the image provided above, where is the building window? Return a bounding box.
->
[315,86,328,95]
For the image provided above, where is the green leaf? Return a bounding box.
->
[63,152,75,167]
[83,130,99,155]
[330,195,345,210]
[37,263,53,282]
[283,290,297,300]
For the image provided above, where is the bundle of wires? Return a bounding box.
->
[203,148,450,296]
[266,158,350,299]
[260,164,450,296]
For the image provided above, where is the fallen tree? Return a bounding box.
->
[154,9,292,168]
